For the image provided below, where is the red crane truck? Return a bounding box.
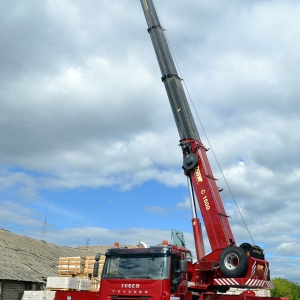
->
[54,1,289,299]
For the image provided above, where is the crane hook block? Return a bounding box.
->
[183,153,198,170]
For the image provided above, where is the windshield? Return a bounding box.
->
[102,255,170,279]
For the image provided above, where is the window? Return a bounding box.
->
[102,255,170,279]
[171,254,182,292]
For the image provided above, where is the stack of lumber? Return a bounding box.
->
[45,254,106,292]
[84,255,105,275]
[58,256,85,276]
[84,255,105,291]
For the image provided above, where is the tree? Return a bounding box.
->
[271,278,300,300]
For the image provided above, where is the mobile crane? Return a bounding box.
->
[54,1,289,299]
[138,0,288,298]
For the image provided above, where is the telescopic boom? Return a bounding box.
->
[141,0,200,142]
[141,0,277,293]
[140,0,235,259]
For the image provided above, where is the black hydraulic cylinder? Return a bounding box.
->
[140,0,201,141]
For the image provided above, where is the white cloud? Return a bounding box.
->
[176,197,191,210]
[0,0,299,284]
[0,201,42,229]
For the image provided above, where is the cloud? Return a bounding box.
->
[176,197,191,210]
[0,201,42,229]
[143,206,170,215]
[0,0,299,284]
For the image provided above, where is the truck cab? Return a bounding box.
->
[99,243,193,300]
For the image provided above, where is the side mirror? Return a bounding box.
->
[93,253,102,277]
[180,260,187,273]
[93,261,99,277]
[95,253,101,262]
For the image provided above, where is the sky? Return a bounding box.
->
[0,0,300,284]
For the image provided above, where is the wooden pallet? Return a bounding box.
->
[58,257,85,276]
[90,276,101,292]
[56,255,105,291]
[84,255,105,275]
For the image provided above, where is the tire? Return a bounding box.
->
[219,246,248,278]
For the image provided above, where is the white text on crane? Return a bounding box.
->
[194,166,203,183]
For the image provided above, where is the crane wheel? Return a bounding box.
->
[219,246,248,278]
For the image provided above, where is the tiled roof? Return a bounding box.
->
[0,229,113,283]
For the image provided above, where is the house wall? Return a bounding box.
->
[1,280,25,300]
[0,280,44,300]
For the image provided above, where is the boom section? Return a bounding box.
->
[141,0,199,141]
[141,0,235,251]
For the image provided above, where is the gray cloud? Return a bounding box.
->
[0,0,299,284]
